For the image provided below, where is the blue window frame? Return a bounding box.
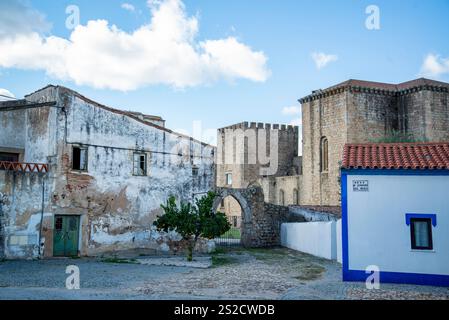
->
[406,214,436,251]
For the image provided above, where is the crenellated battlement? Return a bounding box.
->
[218,121,299,134]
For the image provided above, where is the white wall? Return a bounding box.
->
[281,221,338,260]
[347,174,449,276]
[336,219,342,263]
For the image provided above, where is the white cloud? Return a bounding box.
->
[311,52,338,70]
[121,3,136,12]
[282,106,301,116]
[0,88,15,101]
[420,53,449,78]
[0,0,269,91]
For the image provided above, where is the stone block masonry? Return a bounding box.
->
[213,187,302,248]
[300,78,449,207]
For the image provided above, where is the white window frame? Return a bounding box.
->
[133,152,147,176]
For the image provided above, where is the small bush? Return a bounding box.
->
[154,192,231,261]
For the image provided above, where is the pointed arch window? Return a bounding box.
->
[320,137,329,172]
[279,189,285,206]
[293,189,299,205]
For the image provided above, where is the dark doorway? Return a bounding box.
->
[0,152,19,162]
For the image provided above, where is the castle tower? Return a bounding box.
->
[216,122,299,189]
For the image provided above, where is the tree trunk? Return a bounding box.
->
[187,242,194,262]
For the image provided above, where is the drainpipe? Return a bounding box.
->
[0,194,4,258]
[38,177,45,258]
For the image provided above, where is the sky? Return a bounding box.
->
[1,0,449,148]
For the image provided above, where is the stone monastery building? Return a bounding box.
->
[217,78,449,214]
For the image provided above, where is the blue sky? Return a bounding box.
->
[1,0,449,146]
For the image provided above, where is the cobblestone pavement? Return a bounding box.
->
[0,248,448,300]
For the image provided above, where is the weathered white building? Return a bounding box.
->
[341,143,449,286]
[0,85,215,259]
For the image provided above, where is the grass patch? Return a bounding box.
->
[219,228,241,239]
[295,264,326,281]
[211,247,239,268]
[212,247,227,255]
[101,257,138,264]
[244,247,288,261]
[211,255,237,268]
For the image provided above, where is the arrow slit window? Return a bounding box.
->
[320,137,328,172]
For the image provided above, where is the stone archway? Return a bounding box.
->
[212,188,253,225]
[213,186,284,248]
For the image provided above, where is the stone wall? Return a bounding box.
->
[398,90,449,142]
[214,187,300,248]
[258,175,301,206]
[346,90,398,143]
[0,171,49,259]
[301,91,347,206]
[300,82,449,207]
[216,122,299,190]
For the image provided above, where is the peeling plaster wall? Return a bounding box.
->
[0,171,49,259]
[0,109,26,151]
[0,86,216,259]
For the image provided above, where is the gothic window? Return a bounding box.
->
[225,173,233,186]
[320,137,329,172]
[293,189,299,205]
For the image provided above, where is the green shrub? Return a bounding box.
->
[154,192,231,261]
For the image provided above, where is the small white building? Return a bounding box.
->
[341,142,449,287]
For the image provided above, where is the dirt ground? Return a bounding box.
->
[0,247,448,300]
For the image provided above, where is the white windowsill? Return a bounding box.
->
[410,249,436,253]
[70,170,89,175]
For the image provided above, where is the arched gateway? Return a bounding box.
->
[212,186,289,248]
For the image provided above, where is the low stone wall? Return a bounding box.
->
[87,228,215,257]
[247,203,289,247]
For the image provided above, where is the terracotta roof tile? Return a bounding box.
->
[342,143,449,170]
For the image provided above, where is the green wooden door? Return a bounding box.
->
[53,215,80,257]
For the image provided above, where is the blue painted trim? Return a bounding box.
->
[341,168,449,176]
[406,213,437,227]
[344,270,449,287]
[341,173,350,279]
[340,170,449,287]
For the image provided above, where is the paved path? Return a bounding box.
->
[1,248,448,300]
[0,258,193,300]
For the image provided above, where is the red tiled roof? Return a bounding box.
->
[342,143,449,170]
